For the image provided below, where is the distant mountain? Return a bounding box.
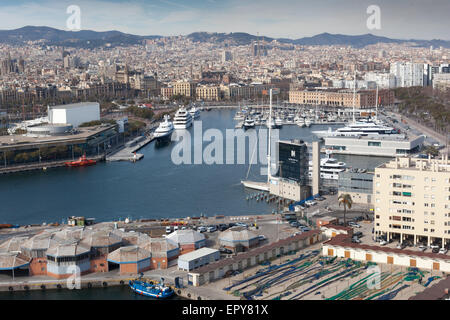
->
[0,26,162,48]
[0,26,449,48]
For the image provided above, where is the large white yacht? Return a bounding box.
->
[173,107,193,130]
[308,154,346,180]
[189,106,200,119]
[312,120,399,138]
[154,115,174,143]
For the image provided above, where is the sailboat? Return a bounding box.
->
[241,89,278,192]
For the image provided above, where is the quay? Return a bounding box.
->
[106,135,154,162]
[0,155,105,175]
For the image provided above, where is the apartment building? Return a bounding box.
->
[373,156,450,248]
[172,81,197,98]
[288,89,394,108]
[195,85,220,101]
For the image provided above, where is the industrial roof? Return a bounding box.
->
[166,229,205,244]
[178,247,219,262]
[0,236,29,253]
[80,230,122,248]
[218,227,259,242]
[0,252,31,270]
[140,237,179,257]
[189,230,321,275]
[21,233,56,251]
[107,245,152,264]
[46,239,91,257]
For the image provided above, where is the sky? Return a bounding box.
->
[0,0,449,40]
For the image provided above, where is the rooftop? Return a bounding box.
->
[178,247,219,262]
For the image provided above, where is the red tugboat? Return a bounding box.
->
[65,154,97,167]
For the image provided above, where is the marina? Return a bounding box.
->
[0,109,391,226]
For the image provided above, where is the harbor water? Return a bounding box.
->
[0,109,391,225]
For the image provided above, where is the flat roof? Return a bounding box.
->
[178,247,219,262]
[0,125,115,151]
[189,230,321,275]
[48,102,99,110]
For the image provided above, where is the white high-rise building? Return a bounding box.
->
[390,62,425,87]
[364,72,397,89]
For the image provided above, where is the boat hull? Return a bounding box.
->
[129,281,174,299]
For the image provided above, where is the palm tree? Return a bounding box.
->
[338,194,353,227]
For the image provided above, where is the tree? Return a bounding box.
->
[338,193,353,227]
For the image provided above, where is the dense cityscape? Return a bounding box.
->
[0,0,449,309]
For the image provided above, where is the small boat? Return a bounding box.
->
[65,155,96,167]
[129,280,174,299]
[243,117,255,130]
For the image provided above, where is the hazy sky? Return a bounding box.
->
[0,0,449,40]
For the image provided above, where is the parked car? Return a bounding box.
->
[352,237,361,243]
[348,222,361,228]
[396,242,406,249]
[228,223,236,228]
[432,247,440,254]
[218,224,228,231]
[353,231,363,238]
[219,247,233,254]
[289,221,300,228]
[235,222,248,228]
[300,226,311,232]
[439,248,448,255]
[165,226,172,234]
[207,225,217,233]
[258,235,267,241]
[197,226,207,233]
[305,200,317,206]
[418,245,427,252]
[316,196,326,201]
[379,240,388,246]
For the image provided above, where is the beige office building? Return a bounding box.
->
[289,89,394,108]
[373,156,450,248]
[196,85,220,101]
[173,81,197,98]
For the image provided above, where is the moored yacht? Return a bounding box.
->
[153,115,174,143]
[308,154,346,180]
[312,120,399,138]
[189,106,200,119]
[173,107,193,129]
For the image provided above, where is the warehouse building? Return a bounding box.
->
[218,227,260,252]
[323,234,450,272]
[166,229,205,254]
[107,245,152,275]
[141,237,180,269]
[178,248,220,272]
[46,239,91,279]
[188,230,323,286]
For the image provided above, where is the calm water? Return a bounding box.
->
[0,285,185,300]
[0,109,391,225]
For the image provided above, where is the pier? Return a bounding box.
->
[106,135,154,162]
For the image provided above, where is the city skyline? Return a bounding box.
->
[0,0,449,40]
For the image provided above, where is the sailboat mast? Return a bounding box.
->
[352,72,356,124]
[267,88,273,183]
[375,84,379,122]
